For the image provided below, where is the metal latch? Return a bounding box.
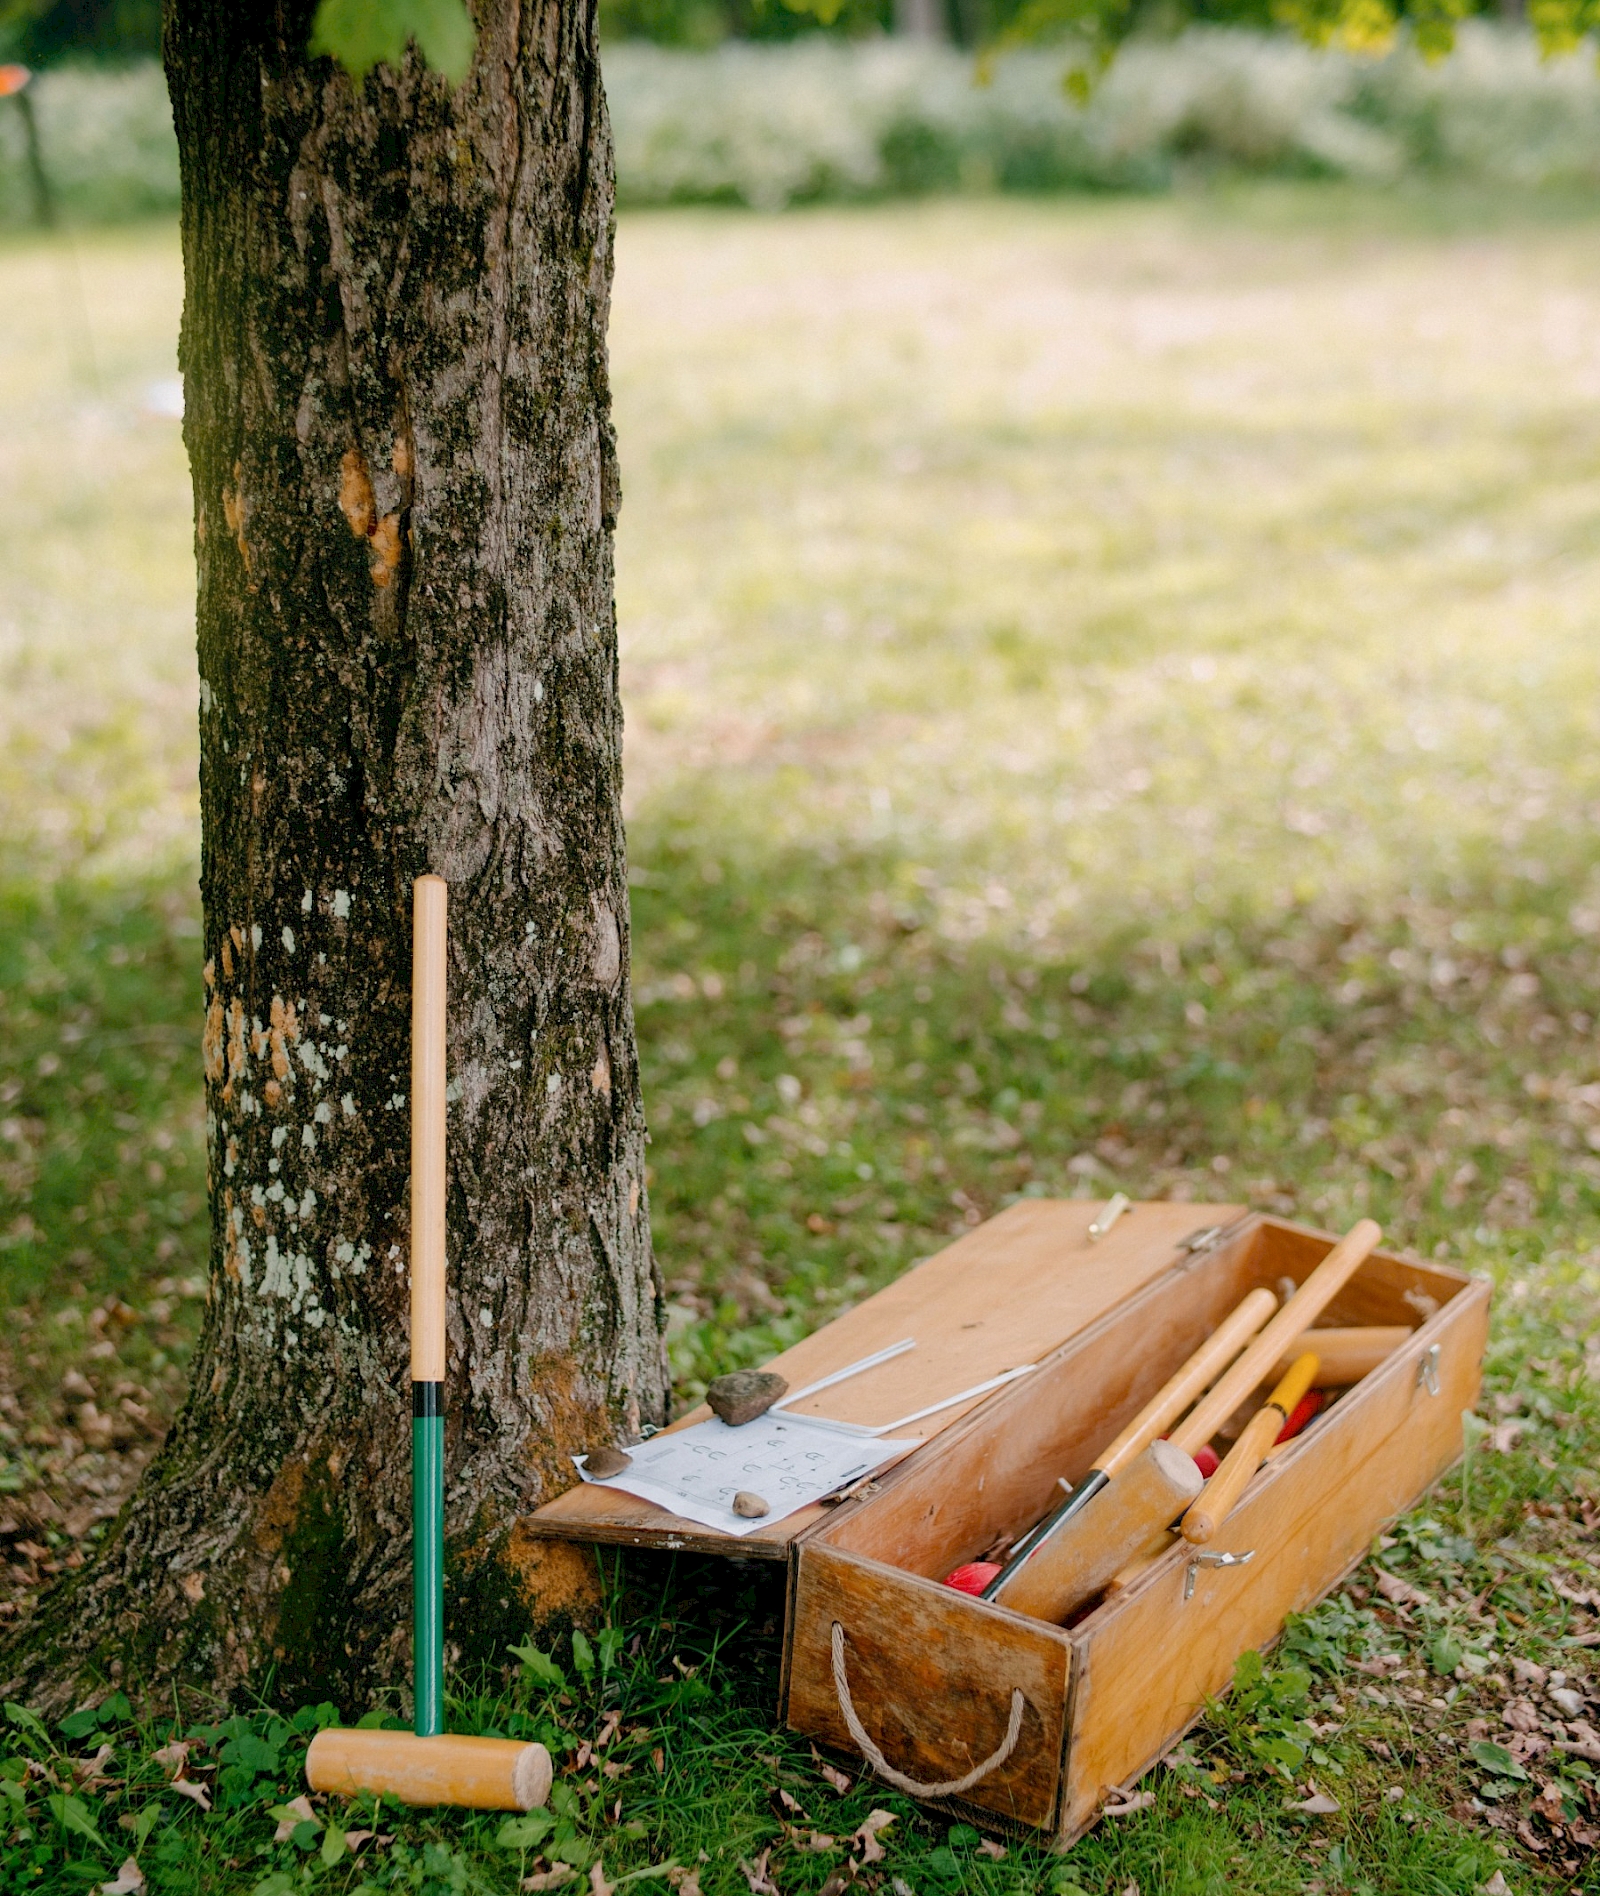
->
[1176,1212,1252,1267]
[1416,1344,1441,1398]
[1185,1547,1256,1601]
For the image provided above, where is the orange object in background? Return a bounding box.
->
[0,65,32,97]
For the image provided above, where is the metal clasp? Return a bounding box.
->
[1088,1192,1131,1242]
[1416,1344,1441,1398]
[1184,1547,1256,1601]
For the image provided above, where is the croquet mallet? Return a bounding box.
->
[306,875,552,1812]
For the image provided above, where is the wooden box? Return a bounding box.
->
[524,1200,1486,1846]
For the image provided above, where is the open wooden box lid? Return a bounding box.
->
[524,1197,1245,1559]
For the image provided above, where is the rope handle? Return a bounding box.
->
[829,1620,1027,1799]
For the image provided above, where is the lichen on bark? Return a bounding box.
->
[2,0,666,1710]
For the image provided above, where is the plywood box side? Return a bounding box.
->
[787,1540,1073,1831]
[1057,1280,1488,1844]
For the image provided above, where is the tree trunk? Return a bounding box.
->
[4,0,666,1712]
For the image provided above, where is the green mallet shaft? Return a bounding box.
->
[411,875,449,1737]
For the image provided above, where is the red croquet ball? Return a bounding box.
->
[1192,1444,1220,1479]
[944,1562,1001,1594]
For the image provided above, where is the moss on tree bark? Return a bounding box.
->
[3,0,666,1711]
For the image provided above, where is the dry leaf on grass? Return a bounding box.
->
[170,1777,211,1811]
[273,1794,317,1841]
[811,1748,852,1794]
[804,1831,837,1852]
[851,1809,897,1863]
[100,1862,144,1896]
[1288,1791,1340,1815]
[740,1845,779,1895]
[73,1742,115,1789]
[150,1740,190,1778]
[521,1871,576,1892]
[1373,1568,1430,1609]
[667,1874,703,1896]
[1479,1873,1511,1896]
[589,1863,613,1896]
[1533,1783,1567,1824]
[977,1837,1007,1859]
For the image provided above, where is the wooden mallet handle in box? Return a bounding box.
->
[1180,1351,1319,1545]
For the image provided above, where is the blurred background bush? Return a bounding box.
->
[9,2,1600,220]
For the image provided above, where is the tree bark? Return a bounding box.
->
[4,0,666,1711]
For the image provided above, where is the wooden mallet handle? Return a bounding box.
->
[1181,1351,1319,1545]
[1269,1324,1409,1387]
[1169,1218,1380,1455]
[1095,1285,1278,1480]
[411,875,448,1385]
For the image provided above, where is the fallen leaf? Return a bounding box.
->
[1490,1422,1524,1453]
[1503,1697,1541,1733]
[1516,1817,1547,1853]
[100,1862,144,1896]
[667,1875,703,1896]
[590,1863,613,1896]
[977,1837,1007,1859]
[1104,1790,1156,1815]
[1122,1882,1141,1896]
[1480,1873,1511,1895]
[811,1748,851,1795]
[771,1788,804,1818]
[651,1747,664,1775]
[740,1846,779,1895]
[1533,1783,1567,1824]
[73,1743,115,1789]
[1289,1792,1340,1815]
[150,1741,190,1779]
[1511,1656,1548,1688]
[852,1808,896,1864]
[273,1794,318,1841]
[818,1877,849,1896]
[170,1777,211,1811]
[345,1830,374,1851]
[804,1832,836,1852]
[595,1711,622,1751]
[522,1871,576,1892]
[1373,1568,1430,1609]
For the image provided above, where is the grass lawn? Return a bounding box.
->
[0,187,1597,1892]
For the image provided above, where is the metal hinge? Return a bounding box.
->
[1176,1212,1253,1268]
[1416,1344,1442,1398]
[1184,1547,1256,1601]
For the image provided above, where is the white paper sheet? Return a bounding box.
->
[575,1412,917,1538]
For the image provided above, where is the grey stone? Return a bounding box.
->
[705,1368,788,1426]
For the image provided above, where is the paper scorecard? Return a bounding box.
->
[575,1412,917,1538]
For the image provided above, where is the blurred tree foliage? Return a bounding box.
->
[0,0,160,62]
